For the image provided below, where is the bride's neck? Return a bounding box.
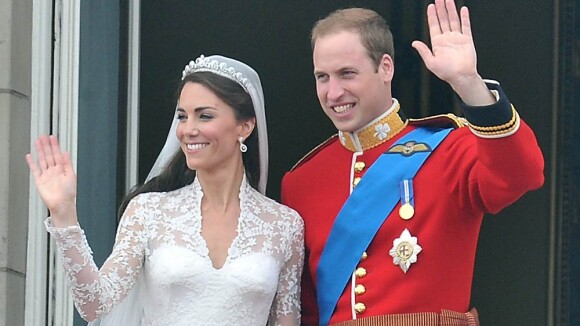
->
[196,166,244,213]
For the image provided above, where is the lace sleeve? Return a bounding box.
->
[45,198,147,321]
[268,210,304,326]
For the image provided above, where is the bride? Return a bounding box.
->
[26,55,304,325]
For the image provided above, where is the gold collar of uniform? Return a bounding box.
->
[338,100,408,152]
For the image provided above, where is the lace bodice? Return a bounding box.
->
[46,178,304,325]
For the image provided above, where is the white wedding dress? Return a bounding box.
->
[46,177,304,326]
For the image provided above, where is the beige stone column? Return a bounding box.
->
[0,0,32,325]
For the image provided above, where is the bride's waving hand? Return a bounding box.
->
[26,135,79,227]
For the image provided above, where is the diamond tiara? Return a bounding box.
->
[181,55,253,93]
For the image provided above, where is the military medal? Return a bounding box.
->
[399,179,415,220]
[389,228,422,273]
[399,203,414,220]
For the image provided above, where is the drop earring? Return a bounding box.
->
[238,137,247,153]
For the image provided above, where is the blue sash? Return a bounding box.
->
[317,127,452,326]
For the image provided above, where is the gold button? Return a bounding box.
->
[354,302,366,314]
[353,177,361,187]
[361,252,368,260]
[354,284,366,295]
[354,161,366,172]
[355,267,367,278]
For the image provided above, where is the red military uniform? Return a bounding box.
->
[281,83,544,325]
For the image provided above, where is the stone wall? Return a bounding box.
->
[0,0,32,325]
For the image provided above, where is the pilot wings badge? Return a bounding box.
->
[387,141,431,157]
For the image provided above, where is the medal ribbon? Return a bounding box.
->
[400,179,414,207]
[399,179,415,219]
[317,127,452,326]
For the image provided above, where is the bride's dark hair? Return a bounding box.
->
[117,72,260,219]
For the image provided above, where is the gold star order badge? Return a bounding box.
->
[389,228,422,273]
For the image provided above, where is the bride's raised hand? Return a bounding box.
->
[26,135,78,226]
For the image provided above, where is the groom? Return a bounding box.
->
[281,0,544,325]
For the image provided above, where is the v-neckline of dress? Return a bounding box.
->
[192,176,246,271]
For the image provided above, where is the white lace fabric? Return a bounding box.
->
[45,178,304,326]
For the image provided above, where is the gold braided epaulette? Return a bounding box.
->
[408,113,467,129]
[289,134,338,172]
